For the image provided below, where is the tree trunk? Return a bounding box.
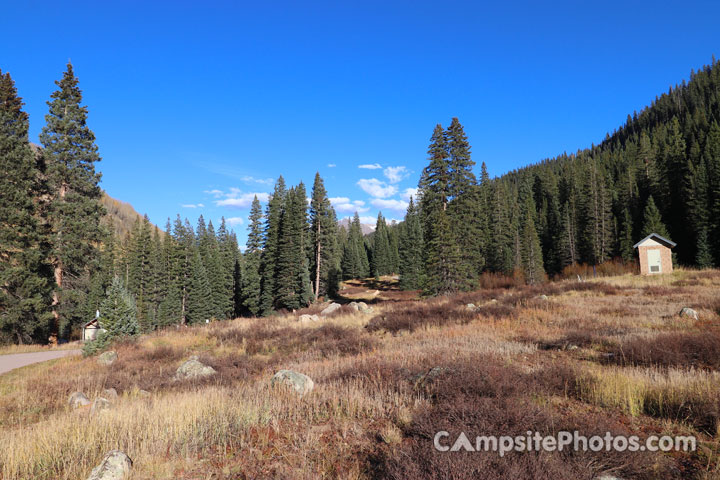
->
[314,222,321,299]
[49,183,68,345]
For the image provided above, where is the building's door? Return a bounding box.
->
[647,249,662,273]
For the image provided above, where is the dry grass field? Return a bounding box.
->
[1,270,719,479]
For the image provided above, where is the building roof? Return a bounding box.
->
[633,233,677,249]
[84,318,100,328]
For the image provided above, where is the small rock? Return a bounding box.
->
[97,351,118,366]
[320,302,342,316]
[87,450,132,480]
[466,303,476,311]
[348,302,361,312]
[489,299,498,303]
[298,314,320,323]
[356,301,370,312]
[679,307,698,320]
[101,388,118,402]
[69,392,91,409]
[91,397,112,415]
[596,476,623,480]
[174,356,216,381]
[271,369,314,395]
[537,295,549,301]
[138,390,151,398]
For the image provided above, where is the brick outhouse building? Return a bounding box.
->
[633,233,675,275]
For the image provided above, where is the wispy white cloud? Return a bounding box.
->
[204,189,224,198]
[327,163,336,168]
[370,198,409,213]
[181,203,205,209]
[239,175,274,186]
[358,163,382,170]
[400,187,419,201]
[383,166,409,184]
[226,217,244,226]
[357,178,397,198]
[330,196,369,214]
[216,192,269,208]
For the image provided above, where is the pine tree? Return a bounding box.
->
[217,218,237,318]
[704,121,720,264]
[398,197,423,290]
[487,181,514,273]
[618,208,635,262]
[0,70,54,343]
[309,173,338,299]
[260,177,286,314]
[186,249,212,324]
[695,228,713,268]
[99,276,138,337]
[242,196,263,315]
[581,162,613,265]
[276,186,307,310]
[519,190,546,284]
[371,213,391,277]
[39,63,104,340]
[641,196,670,239]
[419,123,465,294]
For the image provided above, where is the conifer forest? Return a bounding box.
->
[2,58,720,345]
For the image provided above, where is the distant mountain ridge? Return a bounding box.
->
[338,217,375,235]
[101,193,159,239]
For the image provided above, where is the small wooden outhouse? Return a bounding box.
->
[83,318,102,341]
[634,233,675,275]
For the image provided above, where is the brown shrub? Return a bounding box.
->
[559,259,637,280]
[366,302,477,334]
[607,330,720,370]
[371,357,668,480]
[212,322,376,359]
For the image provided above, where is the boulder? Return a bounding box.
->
[91,397,112,415]
[465,303,476,311]
[679,307,698,320]
[355,301,371,312]
[102,388,118,402]
[174,355,216,381]
[97,351,118,366]
[537,295,549,301]
[298,314,320,323]
[320,302,342,317]
[68,392,91,409]
[271,369,314,395]
[87,450,132,480]
[348,302,361,312]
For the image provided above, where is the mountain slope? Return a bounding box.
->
[492,58,720,270]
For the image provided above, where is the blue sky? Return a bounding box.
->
[2,1,718,246]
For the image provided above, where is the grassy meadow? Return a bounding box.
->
[1,270,720,479]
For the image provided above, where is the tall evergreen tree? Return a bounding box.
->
[186,250,212,324]
[641,196,670,239]
[398,197,423,290]
[242,196,263,315]
[39,63,104,340]
[309,173,338,299]
[0,70,54,343]
[259,177,286,314]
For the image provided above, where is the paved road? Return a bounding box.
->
[0,349,82,375]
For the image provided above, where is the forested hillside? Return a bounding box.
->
[400,58,720,295]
